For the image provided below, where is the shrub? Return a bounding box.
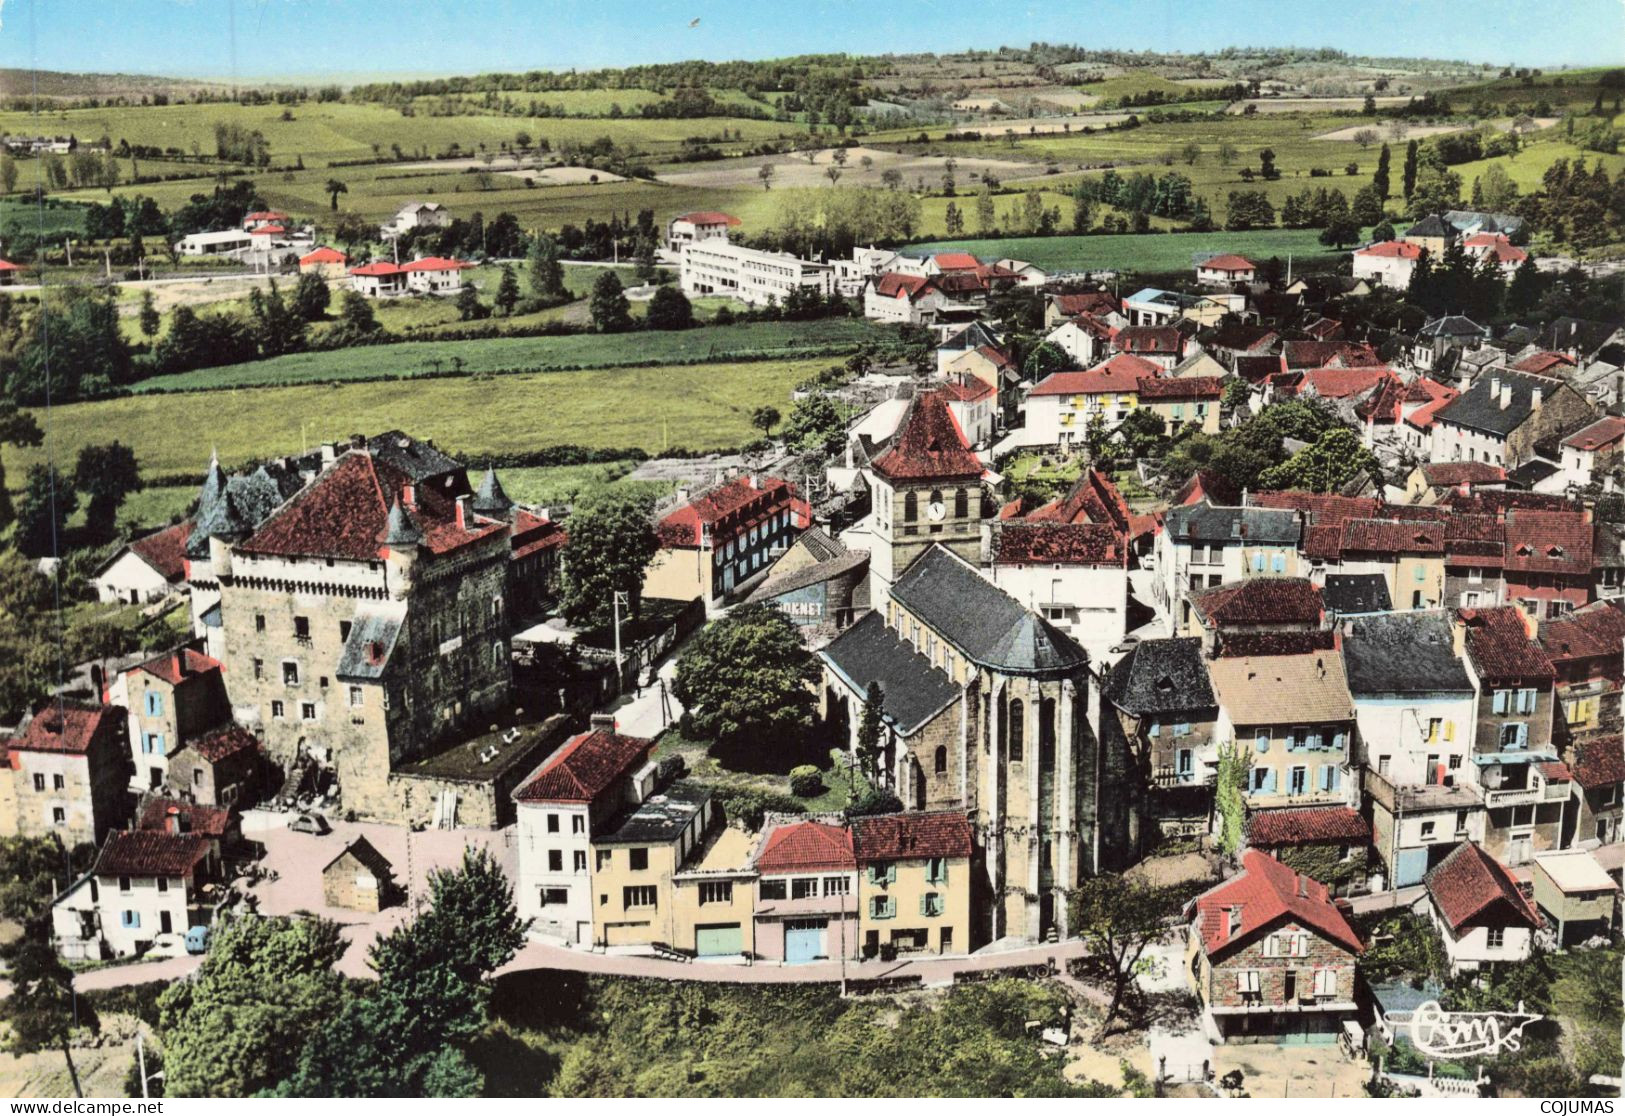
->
[845,787,903,818]
[788,764,824,798]
[717,787,805,831]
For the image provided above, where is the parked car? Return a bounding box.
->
[289,813,330,835]
[185,925,210,955]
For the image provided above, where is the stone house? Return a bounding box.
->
[644,474,809,609]
[1531,849,1618,946]
[7,702,130,847]
[1104,638,1219,844]
[322,836,398,912]
[1208,652,1355,811]
[119,648,230,796]
[1183,849,1363,1043]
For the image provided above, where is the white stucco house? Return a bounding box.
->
[1421,841,1539,973]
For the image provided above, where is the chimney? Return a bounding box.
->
[174,653,185,678]
[350,433,366,449]
[1531,388,1542,411]
[402,482,416,510]
[676,487,690,504]
[1297,875,1308,898]
[590,712,617,732]
[455,494,470,530]
[320,442,337,465]
[1490,374,1501,398]
[1499,383,1513,410]
[165,805,181,835]
[1227,905,1242,937]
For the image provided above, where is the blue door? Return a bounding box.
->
[785,919,826,963]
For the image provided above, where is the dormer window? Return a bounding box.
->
[1548,545,1565,558]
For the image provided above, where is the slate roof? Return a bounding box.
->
[189,725,260,763]
[1419,314,1487,339]
[1425,842,1539,931]
[1163,502,1300,546]
[96,830,211,878]
[323,835,394,879]
[1405,214,1454,239]
[1544,317,1623,357]
[1186,848,1362,958]
[891,546,1086,674]
[14,702,118,754]
[852,810,974,862]
[1322,573,1392,615]
[597,780,711,845]
[472,467,513,514]
[1207,652,1354,725]
[755,820,856,874]
[1104,638,1216,716]
[748,549,869,603]
[1343,611,1473,695]
[1246,806,1369,848]
[187,454,309,559]
[514,729,655,803]
[1459,606,1555,682]
[991,522,1126,567]
[819,611,961,735]
[938,320,1003,353]
[335,606,406,682]
[870,391,984,482]
[1191,578,1322,627]
[1432,370,1555,437]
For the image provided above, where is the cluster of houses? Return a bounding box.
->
[1351,211,1529,290]
[12,202,1623,1050]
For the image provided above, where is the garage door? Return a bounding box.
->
[785,919,827,964]
[695,922,743,957]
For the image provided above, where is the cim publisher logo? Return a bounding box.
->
[1409,999,1543,1059]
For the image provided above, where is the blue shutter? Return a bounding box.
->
[1319,766,1332,792]
[1493,690,1509,715]
[1263,769,1278,793]
[1272,554,1286,573]
[1176,722,1191,737]
[1256,731,1270,753]
[1252,554,1265,572]
[1331,766,1342,790]
[1148,721,1160,738]
[155,733,166,757]
[1515,723,1529,749]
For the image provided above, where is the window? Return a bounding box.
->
[144,691,163,716]
[52,807,65,825]
[301,702,316,721]
[1008,698,1024,762]
[156,877,168,894]
[903,492,918,522]
[760,879,788,900]
[120,910,140,929]
[921,893,944,917]
[571,815,586,835]
[871,895,896,919]
[1501,723,1528,749]
[1421,821,1436,839]
[934,746,948,775]
[294,616,310,640]
[573,851,586,873]
[629,848,648,871]
[253,659,264,681]
[792,877,818,900]
[596,850,611,871]
[823,876,850,897]
[339,620,353,642]
[954,488,969,518]
[255,613,266,632]
[1517,688,1537,715]
[699,881,733,905]
[52,774,64,791]
[1313,968,1337,997]
[349,685,364,707]
[119,875,132,893]
[31,774,44,792]
[926,857,948,885]
[1236,970,1261,995]
[282,662,299,686]
[547,813,560,834]
[1289,766,1308,795]
[319,676,329,690]
[868,862,896,886]
[1378,754,1391,776]
[623,886,657,909]
[1486,926,1506,949]
[540,888,569,907]
[547,850,562,872]
[1455,809,1470,835]
[271,700,285,719]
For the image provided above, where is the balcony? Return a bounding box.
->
[1364,768,1481,812]
[1153,765,1216,789]
[1483,780,1572,808]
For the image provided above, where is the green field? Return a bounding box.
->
[131,317,891,393]
[6,357,823,484]
[903,227,1353,274]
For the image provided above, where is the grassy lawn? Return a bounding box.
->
[1003,450,1085,499]
[7,357,821,486]
[651,732,868,815]
[130,317,894,393]
[497,461,670,507]
[903,226,1355,273]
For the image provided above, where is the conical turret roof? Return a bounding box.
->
[383,499,423,547]
[472,466,513,515]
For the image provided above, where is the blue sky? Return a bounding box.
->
[1,0,1620,80]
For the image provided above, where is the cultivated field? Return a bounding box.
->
[903,227,1353,274]
[5,358,823,483]
[657,145,1050,189]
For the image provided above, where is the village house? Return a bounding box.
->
[298,245,349,279]
[1184,848,1363,1044]
[93,520,192,605]
[118,647,230,796]
[864,273,949,326]
[1135,375,1223,436]
[1104,638,1220,842]
[936,374,998,447]
[643,474,809,609]
[513,719,657,945]
[852,811,973,957]
[1154,501,1302,632]
[746,531,870,647]
[1208,651,1355,810]
[1025,354,1162,447]
[751,819,860,963]
[1044,312,1117,369]
[985,519,1129,661]
[1112,325,1186,373]
[1044,290,1123,330]
[174,229,253,257]
[381,201,450,237]
[242,210,287,231]
[1462,232,1529,276]
[1421,841,1538,973]
[0,259,22,286]
[1429,370,1597,469]
[1403,461,1508,505]
[681,239,834,307]
[1538,600,1625,743]
[665,210,741,252]
[51,825,220,960]
[348,260,408,297]
[1196,253,1257,287]
[1413,315,1490,376]
[1350,239,1423,289]
[1531,848,1618,946]
[403,256,473,295]
[1186,577,1322,649]
[1559,415,1625,487]
[1568,737,1625,846]
[7,702,130,847]
[321,836,398,913]
[1244,807,1371,893]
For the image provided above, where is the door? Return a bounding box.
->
[695,923,743,957]
[159,911,172,935]
[785,919,826,964]
[1509,834,1532,866]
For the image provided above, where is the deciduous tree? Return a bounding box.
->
[558,487,659,625]
[672,604,819,747]
[1068,875,1182,1037]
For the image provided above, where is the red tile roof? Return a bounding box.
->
[1051,291,1119,318]
[1459,606,1555,682]
[938,376,995,402]
[250,225,286,237]
[674,211,741,227]
[1247,806,1369,848]
[1425,842,1538,931]
[134,648,221,687]
[300,246,347,265]
[511,509,567,561]
[755,820,856,873]
[1301,366,1392,400]
[871,390,984,482]
[1539,601,1625,665]
[1356,240,1423,259]
[1248,491,1378,526]
[190,725,260,763]
[350,261,406,276]
[1513,351,1577,375]
[1116,325,1183,355]
[139,797,231,838]
[403,256,473,272]
[656,474,805,547]
[1562,416,1625,452]
[1187,848,1362,958]
[932,252,981,271]
[0,259,21,272]
[1135,375,1223,401]
[852,811,973,861]
[1340,517,1446,555]
[1192,578,1322,627]
[1024,470,1131,532]
[1031,353,1161,396]
[1236,354,1286,383]
[1282,341,1382,370]
[1571,737,1625,790]
[1200,254,1256,272]
[127,519,193,583]
[1465,234,1528,265]
[514,729,653,803]
[992,522,1126,567]
[97,830,212,879]
[14,702,118,755]
[1504,509,1592,576]
[872,272,935,300]
[244,211,287,221]
[1419,462,1506,486]
[237,451,505,561]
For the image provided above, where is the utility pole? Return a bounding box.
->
[612,590,628,696]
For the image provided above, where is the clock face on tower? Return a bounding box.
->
[927,499,946,521]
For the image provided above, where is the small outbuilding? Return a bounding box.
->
[321,836,398,912]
